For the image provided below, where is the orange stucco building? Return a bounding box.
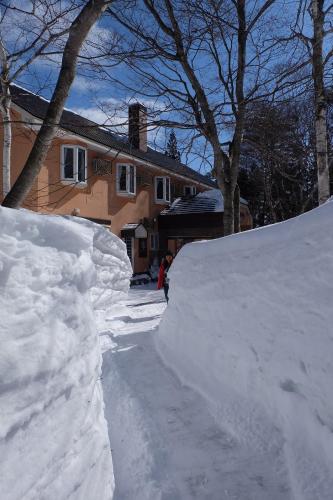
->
[0,85,252,274]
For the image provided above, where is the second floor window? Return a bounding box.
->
[117,164,136,195]
[155,176,170,203]
[61,145,87,183]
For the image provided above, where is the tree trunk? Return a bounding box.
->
[311,0,330,204]
[223,182,234,236]
[229,0,246,234]
[2,0,111,209]
[233,184,240,232]
[0,38,11,198]
[213,146,234,235]
[0,84,11,197]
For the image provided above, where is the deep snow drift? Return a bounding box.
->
[0,208,131,500]
[156,200,333,500]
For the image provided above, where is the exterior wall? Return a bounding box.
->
[39,140,111,221]
[0,109,41,207]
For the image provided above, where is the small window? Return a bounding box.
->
[78,148,86,182]
[155,176,170,203]
[61,145,87,183]
[129,165,135,194]
[64,148,74,179]
[117,164,136,195]
[139,238,147,258]
[184,185,196,196]
[119,165,127,191]
[150,233,159,250]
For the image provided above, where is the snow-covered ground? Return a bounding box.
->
[0,207,130,500]
[100,286,290,499]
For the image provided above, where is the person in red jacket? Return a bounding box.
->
[157,250,174,303]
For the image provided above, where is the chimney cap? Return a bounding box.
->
[129,101,147,111]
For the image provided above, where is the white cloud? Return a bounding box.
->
[72,105,127,136]
[71,75,106,93]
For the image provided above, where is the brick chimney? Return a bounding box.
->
[128,103,147,152]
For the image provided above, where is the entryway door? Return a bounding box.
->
[124,236,134,270]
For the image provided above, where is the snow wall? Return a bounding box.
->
[0,207,131,500]
[156,200,333,500]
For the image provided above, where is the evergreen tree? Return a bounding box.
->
[165,130,181,161]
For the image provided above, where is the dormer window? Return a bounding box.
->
[155,176,170,203]
[117,164,136,195]
[61,145,87,183]
[184,185,196,196]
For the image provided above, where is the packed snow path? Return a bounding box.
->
[100,286,291,500]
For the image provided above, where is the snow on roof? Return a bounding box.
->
[197,189,224,212]
[197,189,248,211]
[122,223,140,230]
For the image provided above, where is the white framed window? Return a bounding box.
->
[61,145,87,184]
[116,164,136,195]
[150,233,159,250]
[184,185,197,196]
[155,176,170,203]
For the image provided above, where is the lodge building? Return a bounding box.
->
[0,85,252,273]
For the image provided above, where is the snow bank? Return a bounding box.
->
[71,216,131,309]
[156,200,333,500]
[0,208,131,500]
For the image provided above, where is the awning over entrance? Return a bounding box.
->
[121,223,148,239]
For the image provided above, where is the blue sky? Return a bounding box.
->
[7,0,327,176]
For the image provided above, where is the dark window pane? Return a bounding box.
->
[139,238,147,257]
[64,147,74,179]
[156,178,164,199]
[78,148,86,182]
[129,165,135,193]
[166,178,170,201]
[119,165,127,191]
[184,186,191,196]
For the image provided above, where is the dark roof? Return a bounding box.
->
[161,195,219,215]
[10,85,215,188]
[161,188,247,216]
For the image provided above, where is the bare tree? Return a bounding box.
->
[310,0,330,203]
[105,0,304,234]
[0,1,81,197]
[288,0,333,204]
[2,0,113,209]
